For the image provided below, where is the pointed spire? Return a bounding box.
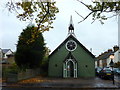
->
[68,15,74,35]
[70,15,74,26]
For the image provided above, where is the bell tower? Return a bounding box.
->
[68,16,74,35]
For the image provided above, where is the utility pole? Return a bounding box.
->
[118,11,120,49]
[118,11,120,62]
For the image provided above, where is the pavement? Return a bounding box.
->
[1,76,120,89]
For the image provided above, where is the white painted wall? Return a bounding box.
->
[106,50,120,67]
[6,50,13,55]
[114,49,120,63]
[3,50,13,59]
[106,57,114,67]
[95,61,97,68]
[99,60,103,68]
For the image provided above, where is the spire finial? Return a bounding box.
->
[70,15,74,26]
[68,15,74,35]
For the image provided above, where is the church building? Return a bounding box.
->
[48,16,95,78]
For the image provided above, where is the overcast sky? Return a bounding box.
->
[0,0,118,56]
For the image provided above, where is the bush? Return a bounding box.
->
[40,56,48,76]
[7,63,20,74]
[2,63,20,79]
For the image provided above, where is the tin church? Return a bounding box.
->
[48,16,95,78]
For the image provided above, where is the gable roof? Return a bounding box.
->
[2,49,13,54]
[97,50,114,60]
[2,49,10,53]
[49,34,95,58]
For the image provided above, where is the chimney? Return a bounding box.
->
[113,45,119,52]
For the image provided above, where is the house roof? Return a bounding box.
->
[97,45,119,60]
[97,50,114,60]
[49,34,95,58]
[2,49,12,54]
[2,49,10,53]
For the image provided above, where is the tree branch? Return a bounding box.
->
[75,11,84,19]
[78,12,93,23]
[77,0,93,11]
[76,0,120,23]
[37,2,50,31]
[6,0,19,14]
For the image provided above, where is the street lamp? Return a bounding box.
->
[109,53,115,85]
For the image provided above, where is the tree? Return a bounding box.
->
[15,25,46,69]
[40,47,51,75]
[6,0,59,52]
[76,0,120,24]
[6,0,59,31]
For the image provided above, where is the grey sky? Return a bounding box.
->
[0,0,118,56]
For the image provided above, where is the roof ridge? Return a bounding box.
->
[49,34,95,58]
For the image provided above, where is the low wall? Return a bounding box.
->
[7,68,41,82]
[18,68,41,80]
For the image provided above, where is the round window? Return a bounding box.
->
[66,40,77,51]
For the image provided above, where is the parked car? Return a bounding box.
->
[95,67,102,76]
[99,68,113,79]
[116,69,120,75]
[113,68,118,73]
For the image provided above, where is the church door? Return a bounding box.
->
[63,59,77,78]
[67,61,74,77]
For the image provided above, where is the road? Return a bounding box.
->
[1,87,120,90]
[1,76,120,90]
[114,75,120,87]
